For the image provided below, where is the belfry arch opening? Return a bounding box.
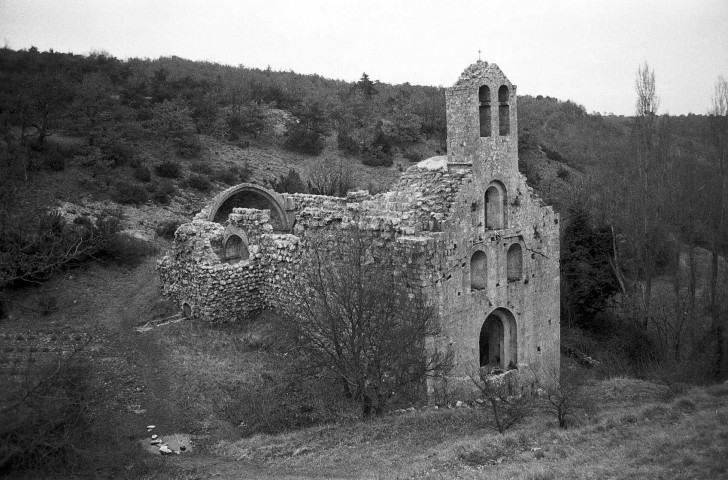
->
[479,308,518,370]
[478,85,491,137]
[484,181,506,229]
[470,250,487,290]
[498,85,510,136]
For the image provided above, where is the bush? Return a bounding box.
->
[176,134,202,158]
[238,162,253,183]
[41,149,66,171]
[101,142,135,167]
[362,150,393,167]
[133,165,151,182]
[214,167,239,185]
[472,373,533,433]
[0,352,144,477]
[154,160,182,178]
[151,180,177,205]
[403,147,424,162]
[337,128,360,156]
[186,173,211,192]
[557,166,570,180]
[190,161,214,175]
[100,233,157,267]
[110,181,149,205]
[542,144,565,163]
[269,168,307,194]
[285,126,326,155]
[307,158,354,197]
[155,219,183,240]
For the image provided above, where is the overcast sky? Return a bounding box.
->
[2,0,726,115]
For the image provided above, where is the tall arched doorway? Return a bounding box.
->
[479,308,517,369]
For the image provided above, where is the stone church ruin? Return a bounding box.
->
[158,61,560,399]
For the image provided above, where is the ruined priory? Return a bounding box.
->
[158,61,561,398]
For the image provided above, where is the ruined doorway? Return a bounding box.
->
[479,315,503,367]
[479,308,517,369]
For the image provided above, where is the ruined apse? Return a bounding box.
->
[158,61,561,400]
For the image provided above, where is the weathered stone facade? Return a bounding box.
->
[158,61,560,400]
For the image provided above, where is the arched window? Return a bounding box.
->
[484,182,506,229]
[498,85,510,136]
[223,234,249,263]
[507,243,523,282]
[478,85,491,137]
[470,250,487,290]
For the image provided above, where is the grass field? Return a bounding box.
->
[1,242,727,479]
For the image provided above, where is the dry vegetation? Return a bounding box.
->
[1,249,727,479]
[1,47,727,478]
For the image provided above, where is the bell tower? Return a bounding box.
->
[445,61,518,180]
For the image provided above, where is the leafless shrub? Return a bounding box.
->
[471,372,533,433]
[537,365,596,429]
[307,157,354,197]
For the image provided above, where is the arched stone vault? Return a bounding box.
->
[207,183,293,232]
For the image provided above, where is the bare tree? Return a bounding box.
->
[707,76,728,378]
[0,178,120,289]
[470,372,532,433]
[603,62,671,332]
[307,157,355,197]
[286,227,451,417]
[537,366,595,429]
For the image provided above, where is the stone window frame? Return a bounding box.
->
[470,249,488,291]
[484,180,507,230]
[478,85,491,138]
[506,242,523,283]
[498,85,510,136]
[221,226,250,264]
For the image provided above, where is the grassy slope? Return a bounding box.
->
[3,126,723,478]
[7,252,726,479]
[204,380,728,479]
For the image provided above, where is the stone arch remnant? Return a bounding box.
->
[207,183,291,232]
[479,307,517,370]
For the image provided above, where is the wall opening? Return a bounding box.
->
[485,182,506,229]
[507,243,523,282]
[479,308,517,370]
[478,85,491,137]
[498,85,510,136]
[470,250,487,291]
[223,234,249,263]
[212,189,287,231]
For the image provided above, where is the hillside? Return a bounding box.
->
[1,254,726,478]
[1,47,726,478]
